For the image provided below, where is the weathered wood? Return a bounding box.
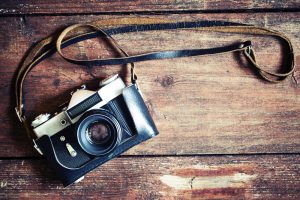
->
[0,155,299,199]
[0,0,299,15]
[0,13,299,157]
[0,1,299,199]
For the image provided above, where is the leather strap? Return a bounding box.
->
[15,18,295,138]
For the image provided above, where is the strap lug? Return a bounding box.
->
[15,106,25,122]
[33,139,43,155]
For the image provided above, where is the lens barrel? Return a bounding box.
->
[77,110,121,156]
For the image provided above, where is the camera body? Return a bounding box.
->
[32,75,159,186]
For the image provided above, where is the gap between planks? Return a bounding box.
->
[0,152,299,160]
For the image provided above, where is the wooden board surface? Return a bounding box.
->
[0,155,299,199]
[0,13,299,157]
[0,1,299,199]
[0,0,299,15]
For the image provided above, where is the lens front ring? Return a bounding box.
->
[77,110,121,156]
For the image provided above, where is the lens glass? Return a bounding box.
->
[86,121,111,144]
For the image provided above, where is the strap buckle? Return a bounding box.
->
[246,46,253,55]
[243,42,256,62]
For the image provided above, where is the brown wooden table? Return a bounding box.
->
[0,1,299,199]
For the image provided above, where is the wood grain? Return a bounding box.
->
[0,13,299,157]
[0,0,299,15]
[0,155,299,199]
[0,1,299,199]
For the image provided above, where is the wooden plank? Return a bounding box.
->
[0,13,299,157]
[0,155,299,199]
[0,0,299,15]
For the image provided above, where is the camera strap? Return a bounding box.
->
[14,17,295,139]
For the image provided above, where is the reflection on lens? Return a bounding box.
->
[87,122,111,144]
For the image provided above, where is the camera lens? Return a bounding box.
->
[77,110,121,156]
[86,121,111,144]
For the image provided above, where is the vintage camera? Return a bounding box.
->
[31,75,159,186]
